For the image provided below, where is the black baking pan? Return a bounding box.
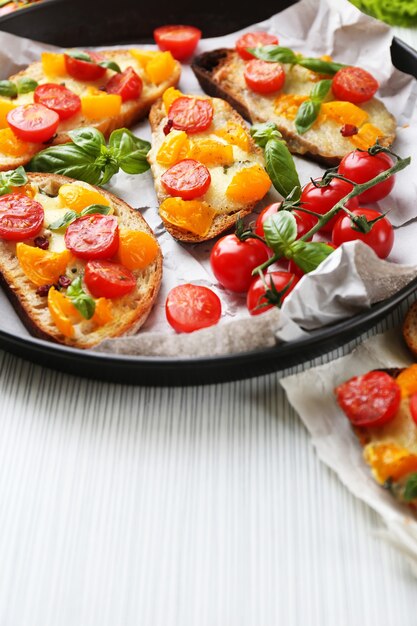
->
[0,0,416,386]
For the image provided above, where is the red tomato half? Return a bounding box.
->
[300,178,359,233]
[247,271,299,315]
[165,284,221,333]
[244,59,285,94]
[332,66,379,104]
[0,194,44,241]
[338,150,395,203]
[168,96,213,134]
[335,371,401,428]
[65,214,119,260]
[84,260,136,298]
[210,234,271,293]
[34,83,81,120]
[154,25,202,61]
[64,52,107,81]
[236,31,279,61]
[7,103,59,143]
[105,67,142,101]
[332,208,393,259]
[255,203,317,240]
[161,159,211,200]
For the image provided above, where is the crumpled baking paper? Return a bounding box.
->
[0,0,416,356]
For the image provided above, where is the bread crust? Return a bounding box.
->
[0,173,163,348]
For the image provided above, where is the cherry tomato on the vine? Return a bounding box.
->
[332,66,379,104]
[255,203,317,241]
[236,32,279,61]
[154,25,202,60]
[165,284,221,333]
[247,271,299,315]
[300,178,359,233]
[210,234,271,293]
[337,150,395,203]
[332,207,394,259]
[244,59,285,94]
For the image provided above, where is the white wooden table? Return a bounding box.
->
[0,22,416,626]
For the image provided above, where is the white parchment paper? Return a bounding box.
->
[0,0,416,356]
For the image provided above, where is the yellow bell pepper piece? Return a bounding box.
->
[92,298,113,326]
[0,127,31,156]
[188,139,234,167]
[81,93,122,120]
[213,121,251,152]
[159,197,216,237]
[274,94,308,121]
[163,87,183,113]
[364,443,417,484]
[41,52,67,78]
[117,229,159,270]
[156,130,190,167]
[17,243,72,287]
[129,49,159,69]
[350,123,385,150]
[146,51,176,85]
[0,99,16,130]
[319,101,369,127]
[58,184,111,213]
[48,286,80,338]
[226,165,271,203]
[394,365,417,398]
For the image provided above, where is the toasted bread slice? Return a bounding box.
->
[192,49,396,166]
[0,48,181,171]
[147,93,270,242]
[403,301,417,359]
[0,173,163,348]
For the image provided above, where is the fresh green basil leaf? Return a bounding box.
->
[16,77,38,95]
[109,128,151,175]
[67,50,93,62]
[295,99,321,135]
[48,210,78,231]
[298,57,346,75]
[69,127,105,157]
[310,79,332,102]
[81,204,112,216]
[250,122,282,148]
[99,60,121,73]
[3,166,28,187]
[249,45,298,64]
[0,80,17,99]
[264,138,301,200]
[290,241,334,273]
[404,473,417,502]
[263,211,298,255]
[67,276,96,320]
[28,144,103,185]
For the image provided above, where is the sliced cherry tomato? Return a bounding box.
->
[64,214,119,260]
[64,52,107,81]
[410,393,417,425]
[84,260,136,298]
[34,83,81,120]
[337,150,395,203]
[210,235,271,293]
[161,159,211,200]
[105,67,143,102]
[255,203,317,240]
[236,32,279,61]
[7,103,59,143]
[165,283,221,333]
[0,194,44,241]
[332,207,393,259]
[247,271,299,315]
[168,97,213,134]
[244,59,285,94]
[300,178,359,233]
[154,25,201,61]
[335,370,401,428]
[332,66,379,104]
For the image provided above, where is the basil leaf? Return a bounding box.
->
[67,276,96,320]
[264,138,301,200]
[263,211,298,256]
[298,58,346,75]
[310,79,332,102]
[48,210,78,231]
[69,127,105,158]
[16,77,38,95]
[28,144,103,185]
[109,128,151,175]
[295,99,321,135]
[99,60,121,73]
[67,50,93,62]
[249,45,298,64]
[250,122,282,148]
[404,473,417,502]
[4,166,28,187]
[290,241,334,273]
[0,80,17,99]
[81,204,112,216]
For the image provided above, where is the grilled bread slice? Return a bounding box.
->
[0,48,181,171]
[147,91,271,242]
[192,49,396,166]
[0,173,163,348]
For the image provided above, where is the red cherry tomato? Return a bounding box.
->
[244,59,285,94]
[247,271,299,315]
[154,25,202,61]
[34,83,81,120]
[84,260,136,298]
[410,393,417,426]
[105,67,142,102]
[332,207,393,259]
[7,103,59,143]
[161,159,211,200]
[338,150,395,203]
[64,52,107,81]
[210,234,271,293]
[335,371,401,428]
[165,284,221,333]
[236,31,279,61]
[332,66,379,104]
[300,178,359,233]
[65,214,119,260]
[288,243,336,277]
[255,203,317,241]
[0,194,44,241]
[168,97,213,134]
